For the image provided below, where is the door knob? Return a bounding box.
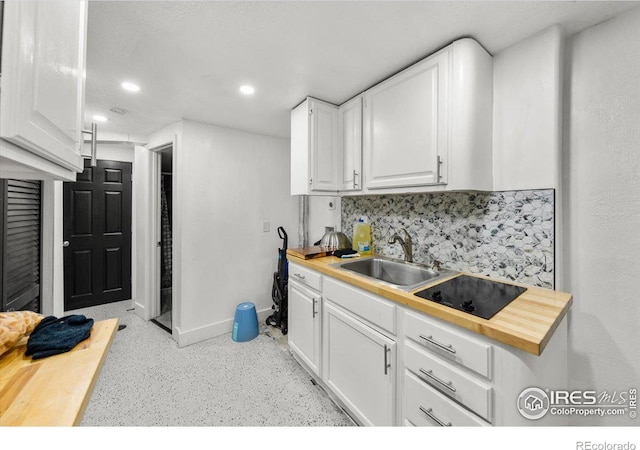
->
[63,241,70,247]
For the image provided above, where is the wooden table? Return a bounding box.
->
[0,318,118,426]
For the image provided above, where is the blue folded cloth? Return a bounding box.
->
[26,314,94,359]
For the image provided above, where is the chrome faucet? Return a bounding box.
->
[388,228,413,263]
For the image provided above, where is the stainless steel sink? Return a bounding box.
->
[331,256,457,291]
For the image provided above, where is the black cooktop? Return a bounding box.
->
[415,275,527,320]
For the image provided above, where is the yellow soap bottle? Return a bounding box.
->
[352,218,372,255]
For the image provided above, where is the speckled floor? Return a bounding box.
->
[72,300,353,426]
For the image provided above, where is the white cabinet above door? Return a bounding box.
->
[339,96,363,192]
[363,50,449,190]
[290,97,339,195]
[0,1,88,180]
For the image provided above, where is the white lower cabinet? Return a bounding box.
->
[288,275,322,376]
[403,340,493,422]
[403,370,489,427]
[401,309,494,426]
[286,263,568,426]
[400,307,568,426]
[322,301,396,426]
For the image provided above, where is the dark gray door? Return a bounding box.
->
[0,180,41,313]
[63,160,132,310]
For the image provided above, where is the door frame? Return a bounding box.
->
[138,135,178,338]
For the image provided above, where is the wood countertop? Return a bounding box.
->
[0,318,119,426]
[286,251,572,356]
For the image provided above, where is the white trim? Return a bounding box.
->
[1,139,76,181]
[40,180,55,316]
[175,307,273,347]
[170,134,180,340]
[142,137,178,340]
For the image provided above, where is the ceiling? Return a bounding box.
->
[85,1,640,140]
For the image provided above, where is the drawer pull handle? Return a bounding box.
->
[312,298,318,318]
[293,273,306,280]
[419,406,452,427]
[419,368,456,393]
[383,345,391,375]
[419,334,456,354]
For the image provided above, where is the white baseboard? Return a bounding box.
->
[176,307,273,347]
[133,299,148,320]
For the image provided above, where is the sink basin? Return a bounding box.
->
[331,256,457,291]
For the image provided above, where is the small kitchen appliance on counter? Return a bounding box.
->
[316,230,352,252]
[415,275,527,320]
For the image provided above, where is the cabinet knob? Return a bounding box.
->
[63,241,70,247]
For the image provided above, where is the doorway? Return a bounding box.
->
[152,147,173,332]
[63,159,132,310]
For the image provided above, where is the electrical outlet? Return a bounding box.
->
[263,220,270,233]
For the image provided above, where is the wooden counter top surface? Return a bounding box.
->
[287,252,572,356]
[0,318,119,426]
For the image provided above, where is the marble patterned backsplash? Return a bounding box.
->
[341,190,555,288]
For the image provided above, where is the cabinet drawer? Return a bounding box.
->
[324,276,396,335]
[289,262,322,292]
[404,309,492,379]
[403,371,489,427]
[404,340,492,422]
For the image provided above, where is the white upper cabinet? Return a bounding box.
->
[363,38,493,193]
[290,97,340,195]
[363,50,449,190]
[339,96,363,192]
[290,38,493,196]
[0,1,88,181]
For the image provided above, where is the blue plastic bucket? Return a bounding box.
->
[232,302,259,342]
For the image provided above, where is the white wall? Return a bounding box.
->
[174,120,298,346]
[563,7,640,426]
[492,25,565,291]
[82,142,135,163]
[132,145,154,321]
[307,195,342,246]
[492,26,563,191]
[40,180,64,317]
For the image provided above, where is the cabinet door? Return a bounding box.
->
[288,280,321,375]
[363,50,449,189]
[339,97,362,191]
[309,99,339,192]
[323,301,396,426]
[0,1,87,173]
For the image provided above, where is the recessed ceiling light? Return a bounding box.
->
[121,81,140,92]
[239,85,255,95]
[93,115,108,122]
